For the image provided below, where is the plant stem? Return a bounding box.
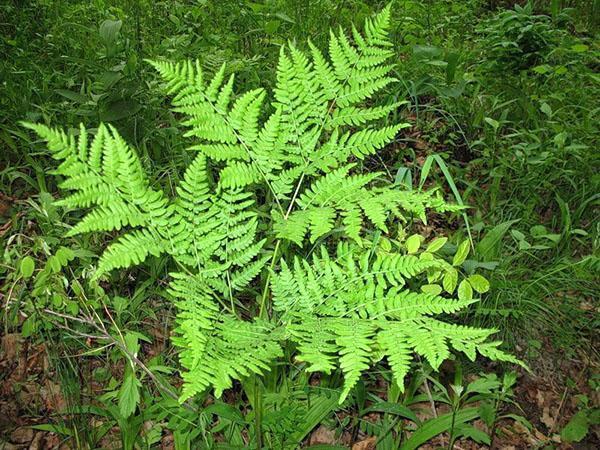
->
[259,240,281,319]
[254,377,263,449]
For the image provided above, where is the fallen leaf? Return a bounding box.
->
[1,333,21,361]
[44,433,61,448]
[10,427,34,444]
[309,426,336,445]
[352,436,376,450]
[42,380,67,412]
[29,432,43,450]
[161,430,175,450]
[541,407,555,429]
[579,300,595,311]
[535,390,546,408]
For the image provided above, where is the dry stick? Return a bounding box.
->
[43,308,198,412]
[417,356,437,418]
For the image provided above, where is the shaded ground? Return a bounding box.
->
[1,312,598,449]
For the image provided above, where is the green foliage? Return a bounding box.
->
[2,1,599,448]
[25,6,518,407]
[478,3,563,72]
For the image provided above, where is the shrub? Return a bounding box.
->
[478,2,562,71]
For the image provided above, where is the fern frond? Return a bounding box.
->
[96,229,165,276]
[327,103,403,128]
[377,324,412,391]
[332,319,375,403]
[32,5,519,406]
[169,272,219,373]
[219,162,262,189]
[288,317,339,373]
[180,317,283,401]
[339,124,402,159]
[67,203,146,236]
[189,143,249,161]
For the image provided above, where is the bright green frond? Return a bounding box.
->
[96,229,165,277]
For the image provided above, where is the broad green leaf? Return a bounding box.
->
[204,403,246,424]
[99,19,122,48]
[540,102,552,117]
[418,156,435,190]
[452,240,470,266]
[379,236,392,252]
[529,225,547,237]
[478,401,496,428]
[55,89,89,104]
[21,315,37,338]
[123,332,141,355]
[31,423,74,436]
[362,402,419,424]
[533,64,551,74]
[443,268,458,293]
[419,251,434,261]
[484,117,499,131]
[570,44,589,53]
[561,411,589,443]
[48,256,62,273]
[426,237,447,253]
[264,20,281,34]
[405,234,421,254]
[457,280,473,300]
[289,394,339,444]
[455,423,490,444]
[118,371,141,418]
[511,229,526,241]
[465,375,500,395]
[402,408,480,450]
[476,220,519,261]
[56,247,75,264]
[421,284,442,295]
[100,100,141,122]
[467,274,490,294]
[541,233,561,243]
[20,256,35,279]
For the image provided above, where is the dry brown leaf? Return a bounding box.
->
[535,389,546,407]
[309,426,336,445]
[44,433,61,449]
[10,427,34,444]
[1,333,21,361]
[541,406,555,429]
[161,430,175,450]
[579,300,595,311]
[28,432,43,450]
[42,380,66,412]
[352,436,376,450]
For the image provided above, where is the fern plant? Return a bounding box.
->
[25,6,520,405]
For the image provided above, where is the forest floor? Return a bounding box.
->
[1,332,598,449]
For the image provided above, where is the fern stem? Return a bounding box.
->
[259,240,281,319]
[259,170,305,319]
[225,268,236,315]
[420,360,437,419]
[254,377,263,449]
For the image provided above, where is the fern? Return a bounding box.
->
[26,5,520,405]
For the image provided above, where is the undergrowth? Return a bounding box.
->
[1,1,598,448]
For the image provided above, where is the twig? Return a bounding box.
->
[417,356,437,418]
[43,308,198,412]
